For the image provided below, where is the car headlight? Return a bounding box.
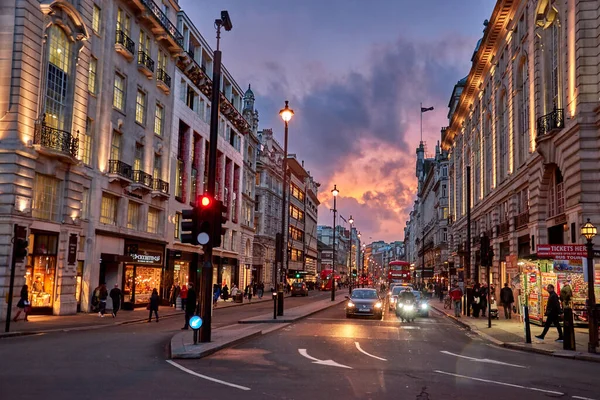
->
[374,302,382,309]
[347,301,355,308]
[404,305,414,311]
[388,291,392,296]
[397,303,404,309]
[391,297,397,303]
[421,303,428,310]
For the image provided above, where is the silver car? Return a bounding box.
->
[345,288,383,319]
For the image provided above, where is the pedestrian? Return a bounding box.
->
[168,284,176,308]
[213,284,221,307]
[221,284,229,302]
[180,284,188,311]
[535,284,563,342]
[109,283,123,318]
[480,283,488,317]
[96,283,108,317]
[147,288,159,323]
[181,283,197,330]
[13,285,30,322]
[472,283,481,318]
[449,283,463,318]
[500,283,514,319]
[245,283,253,303]
[258,282,264,299]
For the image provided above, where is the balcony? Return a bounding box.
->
[514,212,529,230]
[137,51,155,78]
[129,0,183,54]
[33,117,79,162]
[131,170,153,191]
[107,160,133,184]
[156,68,171,94]
[496,220,510,236]
[151,177,169,198]
[536,108,564,137]
[115,30,135,61]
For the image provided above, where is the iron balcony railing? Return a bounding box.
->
[138,51,155,72]
[536,108,564,137]
[514,212,529,229]
[34,117,79,158]
[108,160,133,179]
[133,170,153,188]
[496,220,510,236]
[152,178,169,194]
[140,0,184,47]
[115,30,135,54]
[157,68,171,88]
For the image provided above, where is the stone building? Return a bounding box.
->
[443,0,600,304]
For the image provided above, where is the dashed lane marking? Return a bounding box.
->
[434,370,563,396]
[355,342,387,361]
[573,396,598,400]
[166,360,251,391]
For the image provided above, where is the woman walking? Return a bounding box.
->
[13,285,29,322]
[147,288,159,322]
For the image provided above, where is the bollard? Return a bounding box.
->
[523,305,532,343]
[272,291,277,320]
[277,287,284,316]
[563,307,576,351]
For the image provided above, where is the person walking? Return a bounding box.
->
[179,284,188,312]
[245,283,253,303]
[449,283,463,318]
[181,283,197,330]
[13,285,30,322]
[97,283,108,317]
[221,284,229,302]
[168,284,176,308]
[258,282,264,299]
[471,283,481,318]
[109,284,123,318]
[536,284,563,342]
[213,284,221,307]
[147,288,159,323]
[480,283,488,317]
[500,283,514,319]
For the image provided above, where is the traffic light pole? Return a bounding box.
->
[5,224,20,333]
[199,21,224,344]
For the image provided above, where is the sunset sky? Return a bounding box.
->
[181,0,496,243]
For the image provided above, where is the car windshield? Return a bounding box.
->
[391,287,405,295]
[351,290,378,300]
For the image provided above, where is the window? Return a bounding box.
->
[113,73,125,111]
[157,50,167,72]
[88,57,97,94]
[81,187,90,219]
[290,184,305,202]
[442,184,447,198]
[174,212,181,239]
[289,226,304,242]
[518,59,530,165]
[110,131,121,160]
[134,143,143,171]
[32,174,61,221]
[127,202,140,229]
[45,25,71,130]
[147,208,159,234]
[139,31,150,54]
[153,154,162,180]
[92,4,101,33]
[154,103,164,136]
[290,249,304,262]
[186,85,195,110]
[117,8,131,35]
[550,23,560,109]
[100,193,117,225]
[80,118,93,165]
[289,205,304,222]
[135,89,146,124]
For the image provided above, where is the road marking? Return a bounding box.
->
[440,350,526,368]
[166,360,251,391]
[434,370,563,395]
[355,342,387,361]
[573,396,597,400]
[298,349,353,369]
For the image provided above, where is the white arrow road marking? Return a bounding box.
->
[440,350,526,368]
[298,349,353,369]
[434,370,563,395]
[573,396,598,400]
[355,342,387,361]
[166,360,251,391]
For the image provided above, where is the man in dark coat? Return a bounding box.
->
[109,284,123,318]
[536,284,563,342]
[181,282,197,330]
[500,283,515,319]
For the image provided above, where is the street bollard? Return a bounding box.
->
[563,307,576,351]
[190,315,202,345]
[272,291,277,320]
[277,284,284,316]
[523,305,532,344]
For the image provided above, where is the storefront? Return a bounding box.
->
[25,231,59,313]
[212,256,239,288]
[122,240,165,308]
[163,249,198,302]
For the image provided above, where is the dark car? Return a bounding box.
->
[345,288,383,319]
[395,290,429,317]
[291,282,308,296]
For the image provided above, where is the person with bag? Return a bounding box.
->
[449,283,463,317]
[536,284,564,342]
[97,283,108,317]
[147,288,159,323]
[13,285,30,322]
[500,283,515,319]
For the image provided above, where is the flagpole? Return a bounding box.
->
[420,102,423,143]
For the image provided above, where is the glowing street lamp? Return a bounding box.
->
[581,219,598,353]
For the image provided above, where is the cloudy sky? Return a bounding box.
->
[180,0,496,243]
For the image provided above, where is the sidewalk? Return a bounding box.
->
[171,297,346,358]
[431,302,600,363]
[0,293,287,339]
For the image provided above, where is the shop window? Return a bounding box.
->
[127,201,140,229]
[100,192,118,225]
[32,174,61,222]
[147,208,159,233]
[173,261,189,287]
[26,233,58,309]
[124,265,162,305]
[75,261,84,307]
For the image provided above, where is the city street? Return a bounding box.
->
[1,292,598,400]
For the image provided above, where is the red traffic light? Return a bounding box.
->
[199,195,211,207]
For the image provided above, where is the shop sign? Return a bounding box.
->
[553,259,583,274]
[67,234,78,265]
[130,252,162,265]
[537,244,587,259]
[505,255,518,275]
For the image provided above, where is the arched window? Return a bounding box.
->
[44,25,72,131]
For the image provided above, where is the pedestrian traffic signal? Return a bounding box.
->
[180,195,215,246]
[212,200,227,248]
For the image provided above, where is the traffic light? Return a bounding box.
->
[352,268,357,277]
[295,273,301,279]
[212,200,227,248]
[480,235,490,267]
[180,195,214,246]
[14,238,28,262]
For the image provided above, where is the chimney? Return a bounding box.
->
[302,160,304,167]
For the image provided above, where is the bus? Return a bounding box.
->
[388,260,412,285]
[319,269,341,291]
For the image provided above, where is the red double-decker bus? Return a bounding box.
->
[388,260,412,284]
[319,269,341,291]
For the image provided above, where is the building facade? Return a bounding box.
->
[444,0,600,314]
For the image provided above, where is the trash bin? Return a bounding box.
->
[234,293,244,303]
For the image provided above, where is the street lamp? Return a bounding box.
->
[331,185,339,301]
[581,218,598,353]
[348,215,354,293]
[277,100,294,316]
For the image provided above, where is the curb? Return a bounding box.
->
[431,304,600,363]
[238,298,346,324]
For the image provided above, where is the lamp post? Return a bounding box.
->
[331,185,339,301]
[348,215,354,294]
[357,231,361,289]
[278,100,294,316]
[581,218,598,353]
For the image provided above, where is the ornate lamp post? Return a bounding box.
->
[581,219,598,353]
[331,185,339,301]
